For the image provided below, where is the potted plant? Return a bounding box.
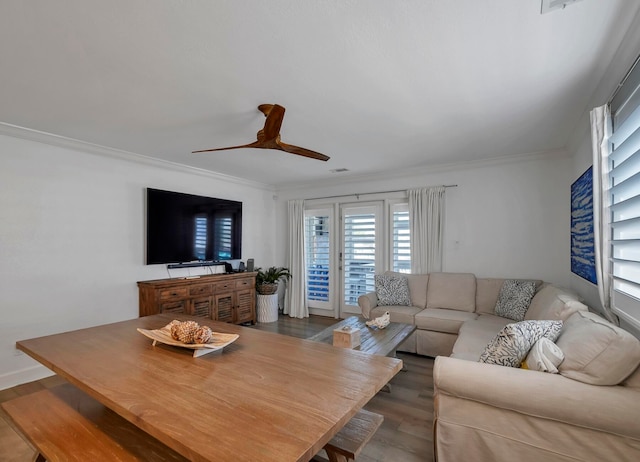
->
[255,266,292,295]
[255,266,291,323]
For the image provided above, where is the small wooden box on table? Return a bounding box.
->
[137,272,256,324]
[333,326,361,349]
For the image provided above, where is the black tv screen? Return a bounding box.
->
[146,188,242,265]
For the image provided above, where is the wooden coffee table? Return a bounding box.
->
[308,316,416,358]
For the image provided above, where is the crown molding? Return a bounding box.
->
[276,148,570,193]
[0,122,274,191]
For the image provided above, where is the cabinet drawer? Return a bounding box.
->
[214,282,235,292]
[235,278,254,289]
[159,287,188,300]
[189,284,212,297]
[160,300,186,314]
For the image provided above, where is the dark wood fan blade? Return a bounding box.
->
[194,104,327,161]
[261,104,285,140]
[277,141,330,161]
[192,141,260,153]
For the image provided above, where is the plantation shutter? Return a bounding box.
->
[392,203,411,273]
[609,57,640,327]
[304,213,330,303]
[343,208,377,305]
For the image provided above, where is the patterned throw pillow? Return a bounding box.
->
[494,280,537,321]
[479,320,563,368]
[375,274,411,306]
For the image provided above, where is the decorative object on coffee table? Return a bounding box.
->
[333,325,361,349]
[256,266,291,323]
[366,311,391,329]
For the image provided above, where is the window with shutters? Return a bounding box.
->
[609,56,640,328]
[342,207,378,306]
[305,211,331,304]
[391,203,411,273]
[303,198,410,316]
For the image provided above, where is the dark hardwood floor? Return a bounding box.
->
[0,315,434,462]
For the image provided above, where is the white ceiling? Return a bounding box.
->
[1,1,639,188]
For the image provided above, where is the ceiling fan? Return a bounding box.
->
[193,104,330,161]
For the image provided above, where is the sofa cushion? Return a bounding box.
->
[371,306,422,325]
[525,284,587,321]
[414,308,478,334]
[476,278,543,315]
[427,272,476,312]
[451,314,511,361]
[386,271,429,309]
[494,280,537,321]
[479,320,563,368]
[375,273,411,306]
[556,311,640,385]
[475,278,506,315]
[622,365,640,388]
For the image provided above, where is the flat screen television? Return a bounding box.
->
[146,188,242,265]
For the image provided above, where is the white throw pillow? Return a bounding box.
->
[494,280,537,321]
[374,274,411,306]
[479,320,563,368]
[523,337,564,373]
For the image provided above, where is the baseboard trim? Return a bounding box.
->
[0,364,54,391]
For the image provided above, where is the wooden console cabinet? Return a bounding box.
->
[137,272,257,324]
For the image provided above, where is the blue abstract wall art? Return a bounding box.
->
[571,166,597,284]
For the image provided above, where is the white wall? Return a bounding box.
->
[0,131,276,389]
[275,151,571,287]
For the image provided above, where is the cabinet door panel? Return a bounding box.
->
[214,293,234,323]
[190,297,213,318]
[235,289,255,324]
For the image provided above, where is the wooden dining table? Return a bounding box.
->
[14,314,403,462]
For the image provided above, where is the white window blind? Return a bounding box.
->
[343,210,376,305]
[304,214,330,302]
[392,203,411,273]
[609,59,640,328]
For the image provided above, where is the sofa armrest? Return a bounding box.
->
[358,292,378,319]
[434,356,640,439]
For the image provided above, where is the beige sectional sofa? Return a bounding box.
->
[358,271,640,462]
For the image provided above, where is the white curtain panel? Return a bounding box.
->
[590,105,617,324]
[284,199,308,318]
[408,186,446,274]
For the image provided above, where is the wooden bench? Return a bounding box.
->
[321,409,384,462]
[3,381,382,462]
[1,383,188,462]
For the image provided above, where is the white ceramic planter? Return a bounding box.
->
[257,293,279,323]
